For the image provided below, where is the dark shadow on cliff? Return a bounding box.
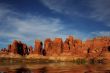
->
[108,46,110,52]
[37,67,48,73]
[16,43,29,56]
[17,44,24,56]
[15,67,31,73]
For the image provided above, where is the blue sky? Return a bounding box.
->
[0,0,110,48]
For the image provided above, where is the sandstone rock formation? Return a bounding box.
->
[29,46,33,54]
[1,48,8,52]
[44,38,53,56]
[0,36,110,60]
[33,40,43,55]
[11,40,18,54]
[52,38,63,56]
[5,40,30,56]
[62,36,74,56]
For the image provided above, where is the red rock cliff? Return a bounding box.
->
[0,36,110,59]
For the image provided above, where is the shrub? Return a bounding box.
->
[89,58,95,64]
[75,58,86,64]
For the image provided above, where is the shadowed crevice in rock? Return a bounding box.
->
[15,67,31,73]
[42,49,46,56]
[108,46,110,52]
[17,43,23,56]
[38,67,47,73]
[6,40,30,56]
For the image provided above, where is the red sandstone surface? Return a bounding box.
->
[0,36,110,60]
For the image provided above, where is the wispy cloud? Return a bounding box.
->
[41,0,88,17]
[0,3,66,48]
[41,0,110,27]
[89,0,110,26]
[0,1,109,48]
[92,31,110,36]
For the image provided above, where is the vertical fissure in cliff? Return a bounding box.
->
[108,46,110,52]
[17,44,23,56]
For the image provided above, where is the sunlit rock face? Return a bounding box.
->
[84,37,110,58]
[74,39,83,56]
[44,38,63,56]
[62,36,74,56]
[62,36,83,56]
[52,38,63,56]
[11,40,18,54]
[33,40,43,55]
[44,38,53,56]
[0,36,110,59]
[29,46,33,54]
[63,40,70,55]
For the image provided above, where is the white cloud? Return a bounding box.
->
[0,3,66,46]
[0,32,24,39]
[41,0,85,17]
[41,0,110,27]
[6,15,64,41]
[0,3,10,16]
[92,31,110,36]
[89,0,110,26]
[0,1,110,48]
[41,0,68,13]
